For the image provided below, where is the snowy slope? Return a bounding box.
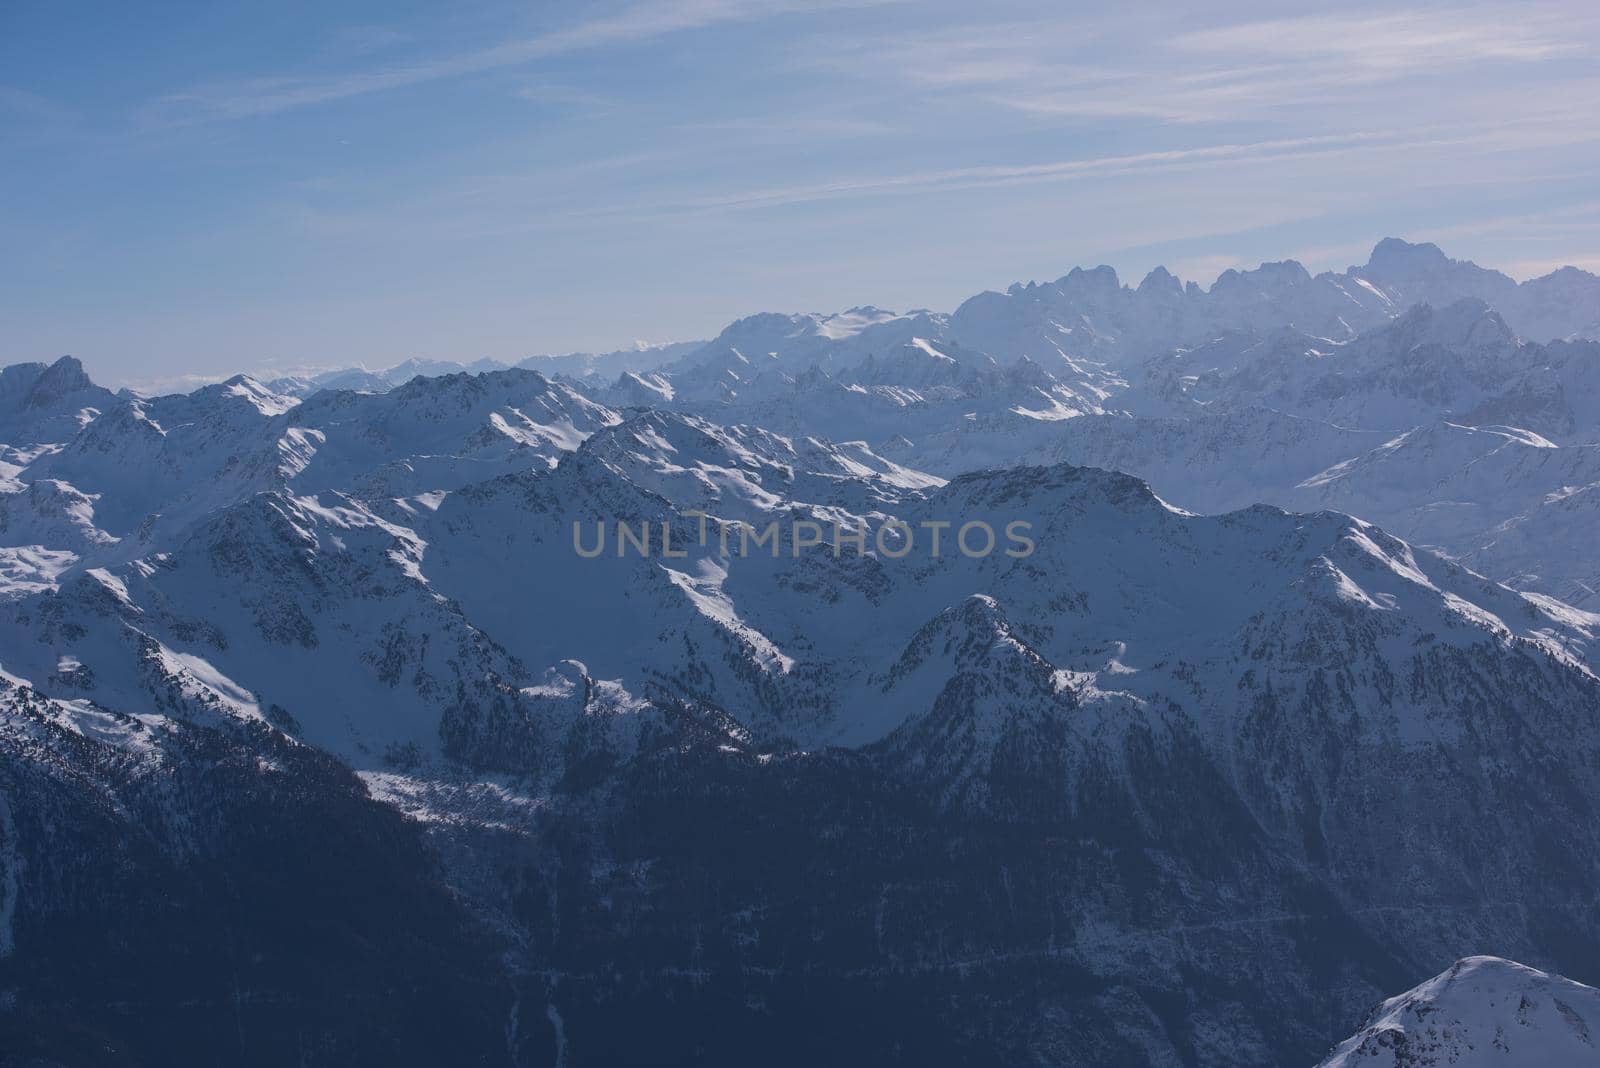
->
[0,489,690,780]
[1318,957,1600,1067]
[1139,299,1600,442]
[0,368,620,591]
[264,341,707,398]
[285,367,620,497]
[26,376,303,539]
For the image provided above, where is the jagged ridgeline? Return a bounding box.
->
[3,239,1600,1065]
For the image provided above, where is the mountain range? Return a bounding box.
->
[227,238,1599,401]
[3,238,1600,1066]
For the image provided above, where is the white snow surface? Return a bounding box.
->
[1318,956,1600,1067]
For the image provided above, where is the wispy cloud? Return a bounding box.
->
[1169,11,1576,67]
[296,117,1580,245]
[140,0,883,125]
[680,114,897,143]
[613,129,1463,215]
[807,4,1594,125]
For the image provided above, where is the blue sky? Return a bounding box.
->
[3,0,1598,388]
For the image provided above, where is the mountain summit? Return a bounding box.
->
[1320,957,1600,1068]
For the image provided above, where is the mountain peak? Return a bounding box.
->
[1528,262,1600,285]
[1137,265,1183,296]
[47,353,87,376]
[1254,258,1313,285]
[1057,263,1122,296]
[1368,236,1449,267]
[25,355,95,408]
[1319,956,1600,1068]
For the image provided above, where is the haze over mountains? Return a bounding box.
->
[3,238,1600,1065]
[235,236,1600,399]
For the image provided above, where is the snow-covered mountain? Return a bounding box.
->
[1319,957,1600,1067]
[629,240,1598,396]
[1141,299,1600,442]
[1006,407,1600,607]
[1,367,621,565]
[0,356,122,444]
[8,406,1600,1063]
[517,338,705,382]
[263,340,705,398]
[941,238,1600,373]
[550,255,1600,611]
[5,237,1600,1065]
